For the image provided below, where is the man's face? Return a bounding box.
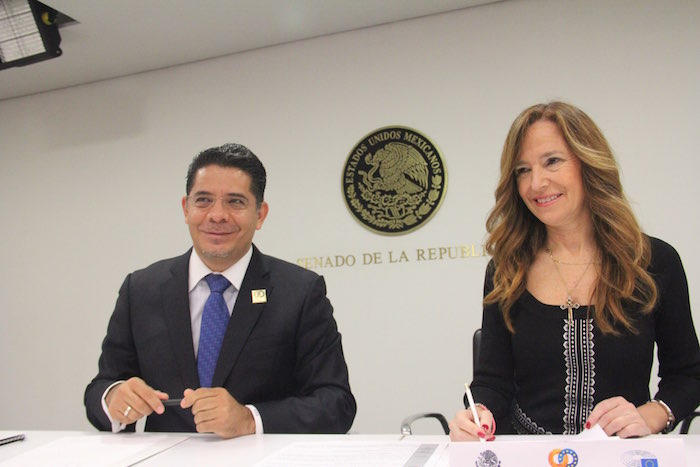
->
[182,165,268,271]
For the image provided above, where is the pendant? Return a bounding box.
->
[560,295,580,323]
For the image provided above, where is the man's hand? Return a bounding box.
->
[181,388,255,439]
[106,377,169,426]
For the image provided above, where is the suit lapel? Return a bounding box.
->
[212,246,271,387]
[161,250,199,390]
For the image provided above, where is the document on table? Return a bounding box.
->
[257,441,447,467]
[0,434,189,467]
[575,423,610,440]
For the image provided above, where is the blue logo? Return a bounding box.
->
[621,450,659,467]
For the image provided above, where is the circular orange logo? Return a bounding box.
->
[548,448,578,466]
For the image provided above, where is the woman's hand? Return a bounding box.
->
[586,396,664,438]
[448,406,495,441]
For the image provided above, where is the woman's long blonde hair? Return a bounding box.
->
[485,102,657,334]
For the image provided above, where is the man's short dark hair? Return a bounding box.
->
[186,143,266,207]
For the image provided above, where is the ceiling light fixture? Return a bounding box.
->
[0,0,62,70]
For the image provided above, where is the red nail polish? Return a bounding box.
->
[585,422,591,429]
[478,431,486,438]
[482,424,490,431]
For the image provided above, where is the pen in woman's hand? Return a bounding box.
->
[464,383,485,443]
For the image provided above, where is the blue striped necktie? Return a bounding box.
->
[197,274,231,388]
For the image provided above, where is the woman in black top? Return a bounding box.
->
[449,102,700,441]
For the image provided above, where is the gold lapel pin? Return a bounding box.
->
[251,289,267,304]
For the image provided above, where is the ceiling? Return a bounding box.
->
[0,0,503,101]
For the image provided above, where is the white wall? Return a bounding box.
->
[1,0,698,434]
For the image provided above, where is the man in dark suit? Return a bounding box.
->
[84,143,356,438]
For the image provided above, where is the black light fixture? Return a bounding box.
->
[0,0,63,70]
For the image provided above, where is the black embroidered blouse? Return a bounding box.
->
[470,237,700,434]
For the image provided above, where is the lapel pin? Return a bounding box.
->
[251,289,267,304]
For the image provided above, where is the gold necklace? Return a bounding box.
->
[549,257,599,266]
[545,247,596,323]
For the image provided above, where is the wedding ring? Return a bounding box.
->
[123,405,132,417]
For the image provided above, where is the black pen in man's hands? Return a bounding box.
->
[162,398,183,407]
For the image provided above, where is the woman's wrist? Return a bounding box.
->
[640,400,675,433]
[649,399,675,433]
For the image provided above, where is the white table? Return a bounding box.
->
[3,433,409,466]
[1,431,699,466]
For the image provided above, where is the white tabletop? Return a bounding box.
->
[143,433,408,466]
[1,431,698,466]
[0,432,408,466]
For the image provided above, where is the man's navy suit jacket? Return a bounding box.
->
[85,245,356,433]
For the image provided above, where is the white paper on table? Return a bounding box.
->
[0,434,189,467]
[575,423,612,440]
[256,440,447,467]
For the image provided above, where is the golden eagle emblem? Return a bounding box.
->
[362,142,428,195]
[342,127,446,234]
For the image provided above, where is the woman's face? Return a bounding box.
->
[514,120,588,231]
